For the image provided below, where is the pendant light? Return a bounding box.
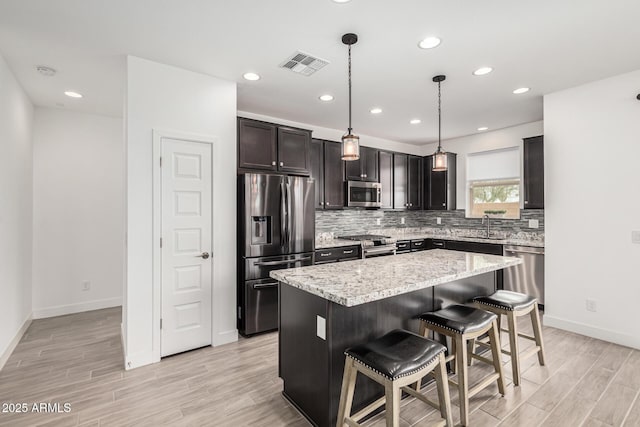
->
[341,33,360,161]
[432,74,448,171]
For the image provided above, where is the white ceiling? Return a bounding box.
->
[1,0,639,145]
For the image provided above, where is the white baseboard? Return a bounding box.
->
[545,315,640,350]
[214,329,238,347]
[33,297,122,319]
[125,350,159,370]
[0,314,33,371]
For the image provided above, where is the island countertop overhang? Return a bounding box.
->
[270,249,522,307]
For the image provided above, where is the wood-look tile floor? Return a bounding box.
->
[0,307,638,427]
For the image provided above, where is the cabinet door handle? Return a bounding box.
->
[364,174,367,178]
[433,242,444,247]
[272,161,276,166]
[414,242,422,246]
[409,203,413,207]
[325,202,330,206]
[524,200,529,204]
[343,250,354,254]
[442,203,446,207]
[320,252,332,257]
[280,162,284,167]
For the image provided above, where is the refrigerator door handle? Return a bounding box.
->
[254,256,312,266]
[280,180,287,251]
[286,177,292,252]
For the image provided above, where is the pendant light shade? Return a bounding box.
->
[432,74,448,172]
[341,33,360,161]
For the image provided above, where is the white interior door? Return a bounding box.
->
[161,137,212,357]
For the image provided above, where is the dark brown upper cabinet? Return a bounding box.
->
[309,139,345,210]
[393,154,422,210]
[424,153,457,210]
[378,151,393,209]
[323,141,345,209]
[277,127,311,175]
[407,156,423,210]
[310,139,324,209]
[393,154,408,209]
[237,117,311,176]
[344,146,378,182]
[523,135,544,209]
[237,118,277,171]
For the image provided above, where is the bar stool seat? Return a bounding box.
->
[419,305,505,426]
[474,290,537,311]
[346,329,447,380]
[472,291,546,387]
[420,304,496,335]
[337,329,453,427]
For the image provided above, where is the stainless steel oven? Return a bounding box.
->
[346,181,382,208]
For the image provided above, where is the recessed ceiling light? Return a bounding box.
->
[410,119,422,124]
[473,67,493,76]
[243,72,260,81]
[64,91,83,98]
[370,108,383,114]
[332,0,351,2]
[477,127,489,131]
[513,87,530,94]
[319,94,334,102]
[418,37,441,49]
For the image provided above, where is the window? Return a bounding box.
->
[466,147,521,219]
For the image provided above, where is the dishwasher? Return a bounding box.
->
[503,245,545,309]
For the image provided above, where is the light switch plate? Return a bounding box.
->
[632,231,640,244]
[316,315,326,340]
[436,217,442,225]
[400,217,406,225]
[528,219,539,229]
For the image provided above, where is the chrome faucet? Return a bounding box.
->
[482,215,491,238]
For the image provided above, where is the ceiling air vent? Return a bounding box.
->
[279,51,329,76]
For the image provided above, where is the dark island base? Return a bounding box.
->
[278,271,497,427]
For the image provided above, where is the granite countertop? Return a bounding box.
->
[315,238,361,249]
[270,249,522,307]
[315,234,544,250]
[394,233,545,248]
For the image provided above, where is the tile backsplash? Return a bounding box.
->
[316,209,544,237]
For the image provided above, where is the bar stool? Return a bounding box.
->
[472,290,546,386]
[419,305,505,426]
[337,329,453,427]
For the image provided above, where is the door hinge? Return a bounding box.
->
[160,237,163,248]
[160,318,163,329]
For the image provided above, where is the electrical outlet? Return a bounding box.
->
[82,281,91,291]
[376,218,381,226]
[436,217,442,225]
[316,315,326,340]
[632,231,640,244]
[528,219,539,229]
[586,299,597,312]
[400,217,406,225]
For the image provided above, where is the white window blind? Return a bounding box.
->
[467,147,520,181]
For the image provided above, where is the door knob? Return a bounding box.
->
[197,252,210,259]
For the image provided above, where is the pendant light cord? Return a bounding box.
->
[437,80,442,150]
[348,44,352,134]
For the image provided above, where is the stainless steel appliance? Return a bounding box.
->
[346,181,382,208]
[503,245,545,307]
[338,234,397,258]
[238,173,315,336]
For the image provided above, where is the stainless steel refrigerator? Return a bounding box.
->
[237,173,315,336]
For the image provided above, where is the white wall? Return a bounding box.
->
[31,108,123,318]
[238,110,424,156]
[544,70,640,349]
[422,121,544,209]
[125,56,237,369]
[0,53,34,366]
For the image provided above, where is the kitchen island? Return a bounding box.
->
[270,249,521,427]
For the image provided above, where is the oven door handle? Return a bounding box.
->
[253,282,279,289]
[254,256,312,266]
[364,247,396,255]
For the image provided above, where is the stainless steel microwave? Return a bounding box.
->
[346,181,382,207]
